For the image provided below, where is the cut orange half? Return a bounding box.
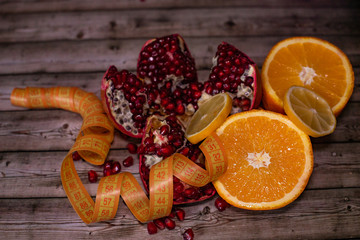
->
[261,37,354,116]
[185,93,232,144]
[213,110,313,210]
[284,86,336,138]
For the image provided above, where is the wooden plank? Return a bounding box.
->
[0,101,358,152]
[1,8,359,43]
[1,67,359,111]
[0,188,359,239]
[0,36,359,75]
[0,110,139,151]
[0,150,140,198]
[0,142,359,198]
[0,0,359,13]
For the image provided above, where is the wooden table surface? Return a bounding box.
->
[0,1,359,239]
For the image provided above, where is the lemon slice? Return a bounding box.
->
[186,93,232,144]
[284,86,336,137]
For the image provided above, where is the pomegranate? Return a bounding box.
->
[101,67,148,138]
[201,42,261,113]
[138,114,216,205]
[137,34,197,86]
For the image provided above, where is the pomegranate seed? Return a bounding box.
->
[103,160,113,170]
[103,168,112,177]
[159,125,170,135]
[153,218,165,230]
[175,104,185,115]
[173,176,180,183]
[164,217,176,230]
[88,170,98,183]
[165,102,176,111]
[159,145,174,157]
[173,191,181,200]
[192,90,202,99]
[215,81,223,89]
[123,156,134,167]
[245,76,254,86]
[168,210,176,218]
[72,151,82,161]
[111,161,121,174]
[175,195,185,203]
[174,182,184,193]
[183,228,194,240]
[183,187,199,199]
[202,183,215,196]
[175,208,185,221]
[144,137,154,146]
[215,197,230,212]
[127,143,138,154]
[147,222,158,234]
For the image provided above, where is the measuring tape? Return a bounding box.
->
[11,87,227,224]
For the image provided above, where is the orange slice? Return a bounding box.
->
[261,37,354,116]
[185,93,232,144]
[213,110,313,210]
[284,86,336,138]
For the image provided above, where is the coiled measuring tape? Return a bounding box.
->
[11,87,227,224]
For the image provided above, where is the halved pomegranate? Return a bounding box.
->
[137,34,197,85]
[101,66,148,138]
[137,34,202,117]
[138,114,216,205]
[202,42,262,113]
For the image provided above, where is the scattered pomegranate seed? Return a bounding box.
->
[153,218,165,230]
[72,151,82,161]
[215,197,230,212]
[183,228,194,240]
[147,222,158,234]
[123,156,134,167]
[175,208,185,221]
[103,160,113,170]
[168,210,176,218]
[127,143,138,154]
[164,217,176,230]
[88,170,98,183]
[103,168,112,177]
[111,161,121,174]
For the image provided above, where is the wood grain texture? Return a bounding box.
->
[0,0,359,13]
[0,188,358,239]
[1,68,359,111]
[0,1,359,239]
[0,102,358,152]
[0,143,359,199]
[1,8,359,43]
[0,36,359,75]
